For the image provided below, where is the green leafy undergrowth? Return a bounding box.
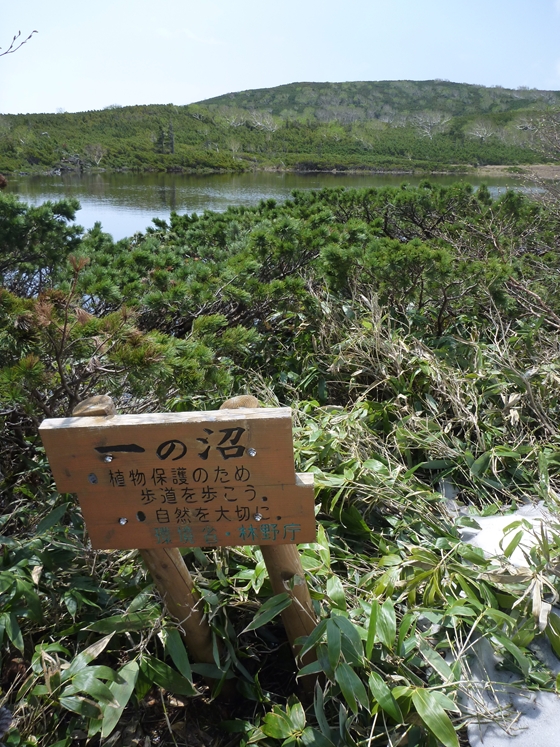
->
[3,184,560,745]
[2,396,560,746]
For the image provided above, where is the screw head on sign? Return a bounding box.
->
[119,517,128,525]
[103,454,114,463]
[88,473,98,484]
[247,448,257,457]
[254,512,263,522]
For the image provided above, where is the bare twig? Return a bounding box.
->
[0,30,37,58]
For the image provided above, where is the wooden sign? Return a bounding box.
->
[39,407,315,550]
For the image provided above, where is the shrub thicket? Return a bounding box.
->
[2,183,560,746]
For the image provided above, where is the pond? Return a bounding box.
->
[7,170,522,240]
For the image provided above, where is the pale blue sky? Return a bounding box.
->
[2,0,560,114]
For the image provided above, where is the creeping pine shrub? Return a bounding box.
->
[2,184,560,745]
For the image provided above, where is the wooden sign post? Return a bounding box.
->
[39,396,318,689]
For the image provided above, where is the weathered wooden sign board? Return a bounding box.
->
[39,407,315,550]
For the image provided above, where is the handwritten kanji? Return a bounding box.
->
[283,523,301,541]
[174,507,191,524]
[151,468,167,486]
[215,507,231,522]
[141,488,157,505]
[109,469,125,487]
[160,488,177,504]
[235,506,250,521]
[260,523,279,541]
[177,526,194,544]
[129,469,146,487]
[216,427,246,459]
[171,468,188,485]
[203,527,218,545]
[201,485,217,503]
[154,527,171,544]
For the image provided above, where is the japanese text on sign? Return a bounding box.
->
[39,408,315,550]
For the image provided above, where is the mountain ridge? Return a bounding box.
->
[196,79,560,122]
[1,80,558,174]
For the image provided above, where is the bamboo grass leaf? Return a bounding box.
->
[262,708,295,739]
[85,609,159,634]
[299,620,327,659]
[417,639,456,682]
[326,576,346,611]
[377,600,396,649]
[241,592,292,632]
[300,727,336,746]
[314,681,334,740]
[5,612,23,652]
[35,502,70,535]
[63,634,114,680]
[470,452,491,477]
[334,662,369,714]
[101,660,139,739]
[332,615,363,659]
[411,688,459,747]
[289,701,306,732]
[59,695,102,719]
[368,671,403,722]
[326,619,341,670]
[143,654,197,695]
[366,600,379,659]
[163,628,192,682]
[494,635,531,676]
[503,529,524,559]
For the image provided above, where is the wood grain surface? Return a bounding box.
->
[40,408,315,549]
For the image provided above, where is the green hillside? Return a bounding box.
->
[201,79,560,121]
[0,80,558,174]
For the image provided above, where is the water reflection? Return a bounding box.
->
[7,171,525,241]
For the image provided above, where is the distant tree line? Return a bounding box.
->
[0,79,558,174]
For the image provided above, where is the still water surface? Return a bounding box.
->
[8,171,519,241]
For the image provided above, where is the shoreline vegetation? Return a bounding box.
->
[9,163,560,178]
[7,164,560,187]
[3,178,560,745]
[1,80,559,178]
